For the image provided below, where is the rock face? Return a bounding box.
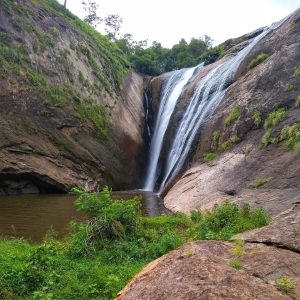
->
[118,206,300,299]
[0,1,146,194]
[163,9,300,214]
[120,9,300,300]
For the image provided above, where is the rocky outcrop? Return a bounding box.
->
[117,205,300,299]
[163,8,300,213]
[0,1,146,194]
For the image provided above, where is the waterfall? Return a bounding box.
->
[143,66,199,191]
[144,19,285,194]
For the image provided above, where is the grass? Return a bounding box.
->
[264,108,288,130]
[280,122,300,150]
[296,95,300,108]
[0,189,270,299]
[203,152,217,163]
[252,110,262,128]
[247,177,271,189]
[275,276,295,294]
[284,83,297,92]
[75,101,109,140]
[294,64,300,76]
[248,53,270,70]
[224,105,240,127]
[228,259,243,270]
[211,130,221,149]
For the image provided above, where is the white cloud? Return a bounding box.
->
[59,0,299,47]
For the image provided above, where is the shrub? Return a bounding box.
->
[225,105,240,127]
[202,45,225,65]
[247,177,271,188]
[49,27,59,37]
[0,32,13,45]
[280,122,300,150]
[252,110,262,127]
[284,83,297,92]
[27,69,46,87]
[248,53,270,70]
[294,64,300,76]
[203,152,217,163]
[296,95,300,107]
[264,108,288,129]
[231,245,244,257]
[211,130,221,149]
[220,140,232,152]
[275,276,295,294]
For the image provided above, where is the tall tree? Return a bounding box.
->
[82,0,102,28]
[64,0,67,8]
[104,14,123,41]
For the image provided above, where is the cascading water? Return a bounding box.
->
[144,19,285,194]
[143,66,200,191]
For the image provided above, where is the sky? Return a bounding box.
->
[58,0,299,47]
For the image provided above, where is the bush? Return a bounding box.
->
[280,122,300,150]
[247,178,271,188]
[224,105,240,127]
[27,69,46,87]
[203,152,217,163]
[264,108,288,129]
[248,53,270,70]
[211,130,221,149]
[275,276,295,294]
[252,110,262,127]
[220,140,232,152]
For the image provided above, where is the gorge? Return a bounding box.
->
[0,0,300,299]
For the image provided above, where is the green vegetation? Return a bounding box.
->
[231,245,245,257]
[0,189,269,299]
[228,259,243,270]
[252,110,262,127]
[75,101,109,140]
[49,26,60,37]
[275,276,295,294]
[280,122,300,150]
[40,109,53,117]
[264,108,288,129]
[248,53,270,70]
[211,130,221,149]
[296,95,300,107]
[284,82,297,92]
[26,69,46,87]
[203,152,217,163]
[220,140,233,152]
[247,177,271,189]
[224,105,240,127]
[202,44,225,65]
[294,64,300,76]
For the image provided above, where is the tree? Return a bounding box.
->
[82,0,102,28]
[104,14,123,41]
[64,0,67,8]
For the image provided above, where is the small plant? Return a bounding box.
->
[49,27,59,37]
[203,152,217,163]
[296,95,300,107]
[259,128,273,149]
[294,64,300,76]
[285,82,297,92]
[225,105,240,127]
[275,276,295,294]
[289,21,296,31]
[220,140,232,152]
[26,69,46,87]
[252,110,262,127]
[40,109,53,117]
[248,53,270,70]
[184,248,193,256]
[247,177,271,188]
[211,130,221,149]
[280,122,300,150]
[229,259,243,270]
[264,108,288,129]
[245,145,253,155]
[231,245,244,257]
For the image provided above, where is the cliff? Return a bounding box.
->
[0,0,146,194]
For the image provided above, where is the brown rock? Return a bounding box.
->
[117,241,292,300]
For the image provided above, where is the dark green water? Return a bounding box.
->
[0,191,166,242]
